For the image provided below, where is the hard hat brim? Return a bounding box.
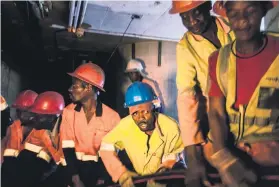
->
[169,1,207,14]
[68,72,106,92]
[124,69,147,77]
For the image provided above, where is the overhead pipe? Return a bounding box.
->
[68,0,76,32]
[76,0,89,37]
[78,0,88,28]
[72,0,82,33]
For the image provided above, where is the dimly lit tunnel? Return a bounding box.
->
[1,1,279,187]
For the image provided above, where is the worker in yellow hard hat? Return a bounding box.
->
[169,0,235,186]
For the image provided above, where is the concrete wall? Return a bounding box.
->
[265,5,279,32]
[1,59,22,119]
[117,41,178,120]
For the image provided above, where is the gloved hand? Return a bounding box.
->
[119,170,138,187]
[185,159,212,187]
[210,148,257,187]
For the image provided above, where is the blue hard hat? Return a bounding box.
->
[124,82,157,108]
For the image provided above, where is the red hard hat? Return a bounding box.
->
[12,90,38,110]
[68,62,106,92]
[29,91,65,115]
[169,0,207,14]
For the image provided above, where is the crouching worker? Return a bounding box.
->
[15,91,65,187]
[1,90,38,187]
[100,82,185,187]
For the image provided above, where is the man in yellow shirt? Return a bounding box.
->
[100,82,184,187]
[169,0,234,186]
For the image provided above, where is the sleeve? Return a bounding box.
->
[41,130,61,164]
[99,122,127,182]
[60,109,78,175]
[176,42,205,147]
[1,126,11,163]
[161,125,184,169]
[208,51,224,97]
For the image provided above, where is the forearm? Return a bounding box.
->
[208,110,228,152]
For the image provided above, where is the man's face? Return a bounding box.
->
[226,1,264,41]
[68,78,94,103]
[17,109,34,124]
[180,4,211,35]
[128,72,141,82]
[29,113,57,130]
[132,109,155,132]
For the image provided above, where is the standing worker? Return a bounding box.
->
[100,82,184,187]
[15,91,65,187]
[169,0,235,186]
[60,62,121,187]
[1,90,38,187]
[208,1,279,187]
[125,59,163,112]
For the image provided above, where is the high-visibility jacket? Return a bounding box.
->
[21,129,60,163]
[60,102,120,175]
[1,120,23,159]
[176,17,235,147]
[99,113,184,182]
[215,33,279,143]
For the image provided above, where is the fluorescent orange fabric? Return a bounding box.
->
[1,120,23,162]
[176,17,234,147]
[60,103,121,158]
[21,129,60,163]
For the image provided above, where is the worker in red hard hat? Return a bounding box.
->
[60,62,121,187]
[13,91,65,187]
[1,90,38,187]
[169,1,235,186]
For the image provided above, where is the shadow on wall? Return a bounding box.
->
[164,71,178,121]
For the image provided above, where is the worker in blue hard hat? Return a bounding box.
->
[99,82,185,187]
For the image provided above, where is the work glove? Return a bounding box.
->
[184,159,212,187]
[210,148,257,187]
[119,170,138,187]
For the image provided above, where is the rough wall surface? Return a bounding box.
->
[1,60,21,119]
[117,41,178,120]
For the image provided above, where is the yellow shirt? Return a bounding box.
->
[176,17,235,147]
[100,113,184,182]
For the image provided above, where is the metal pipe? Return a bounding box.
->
[68,0,76,32]
[158,41,162,67]
[78,0,88,28]
[72,0,82,33]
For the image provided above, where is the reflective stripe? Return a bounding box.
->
[62,140,75,148]
[162,153,179,163]
[37,150,51,163]
[60,158,67,166]
[76,152,98,162]
[100,143,115,151]
[24,143,43,153]
[3,149,19,157]
[229,114,271,126]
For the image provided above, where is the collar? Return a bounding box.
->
[154,113,164,137]
[74,99,103,117]
[189,17,231,42]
